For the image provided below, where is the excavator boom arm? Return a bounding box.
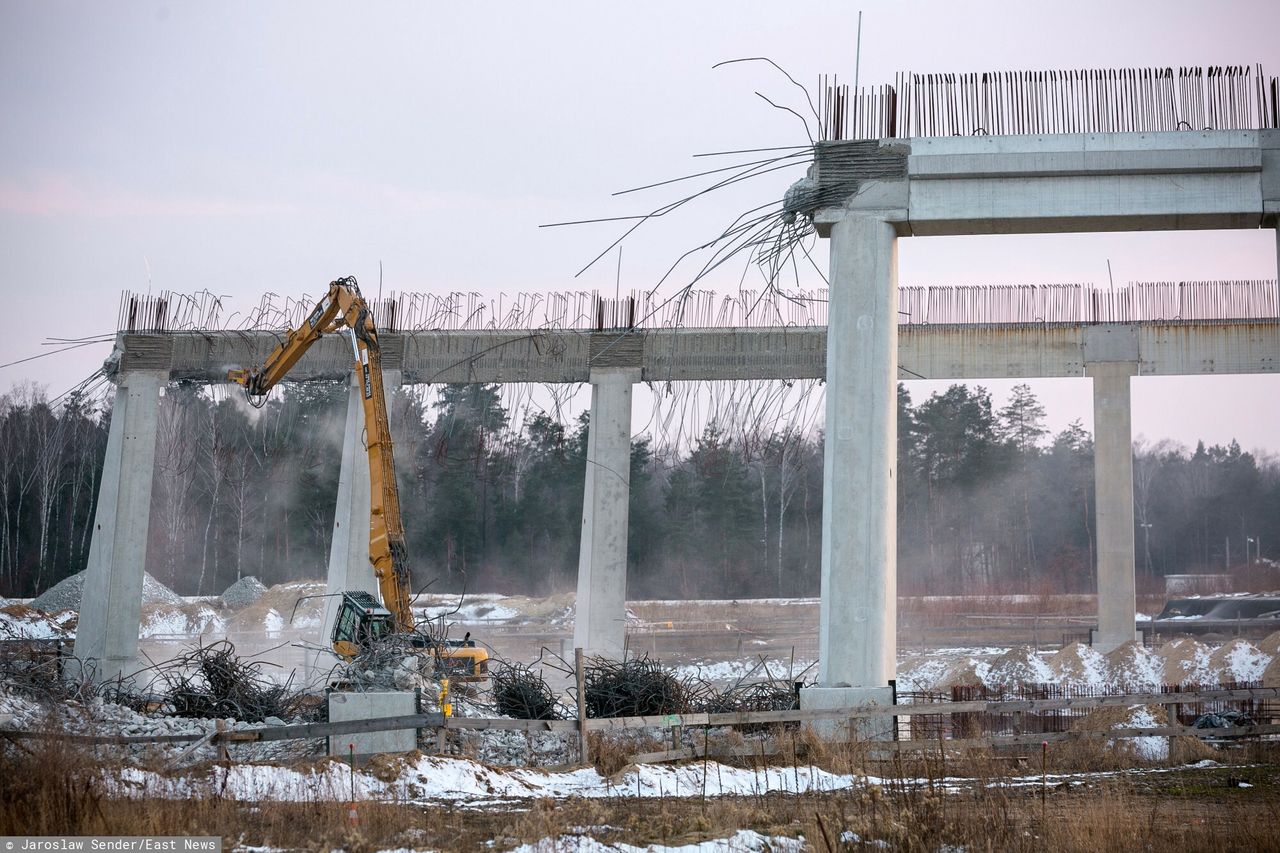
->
[226,278,414,631]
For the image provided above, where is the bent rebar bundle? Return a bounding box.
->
[820,64,1279,141]
[117,280,1278,335]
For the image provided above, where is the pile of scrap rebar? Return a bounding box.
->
[131,640,307,722]
[0,638,94,704]
[476,651,808,721]
[490,662,562,720]
[583,655,690,718]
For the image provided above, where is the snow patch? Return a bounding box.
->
[1120,706,1169,762]
[1209,640,1271,682]
[114,754,864,803]
[510,830,804,853]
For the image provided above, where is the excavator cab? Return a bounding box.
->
[331,591,397,659]
[331,591,490,680]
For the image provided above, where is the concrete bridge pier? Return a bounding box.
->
[801,213,898,726]
[70,370,165,683]
[1088,361,1140,653]
[315,371,401,663]
[573,367,639,659]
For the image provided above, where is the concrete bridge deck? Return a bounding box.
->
[110,319,1280,384]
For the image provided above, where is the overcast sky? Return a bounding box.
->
[2,1,1277,454]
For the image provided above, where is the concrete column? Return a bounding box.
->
[71,370,165,683]
[317,371,401,649]
[810,213,898,701]
[1088,362,1139,653]
[573,367,639,659]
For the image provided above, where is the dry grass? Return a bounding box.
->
[3,724,1279,852]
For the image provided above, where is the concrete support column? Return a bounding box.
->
[317,371,402,649]
[573,367,639,659]
[815,214,898,691]
[71,370,165,683]
[1088,362,1139,653]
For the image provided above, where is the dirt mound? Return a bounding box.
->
[1048,642,1108,684]
[1262,654,1280,688]
[1105,641,1163,690]
[0,603,72,640]
[1073,704,1170,762]
[1208,639,1271,682]
[1255,630,1280,659]
[984,645,1054,690]
[226,581,326,634]
[139,601,226,638]
[219,576,267,610]
[936,657,990,689]
[1158,638,1214,685]
[30,569,181,612]
[897,655,952,692]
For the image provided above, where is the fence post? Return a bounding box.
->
[576,646,589,766]
[215,719,230,762]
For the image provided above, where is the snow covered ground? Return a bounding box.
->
[111,751,1238,807]
[5,587,1276,695]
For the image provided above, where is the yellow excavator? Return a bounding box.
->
[228,277,489,680]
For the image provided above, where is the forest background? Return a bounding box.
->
[1,378,1276,601]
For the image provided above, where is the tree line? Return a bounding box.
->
[1,379,1276,601]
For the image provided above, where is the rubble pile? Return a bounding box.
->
[0,686,318,765]
[1263,654,1280,688]
[333,634,446,692]
[218,576,268,610]
[226,580,326,633]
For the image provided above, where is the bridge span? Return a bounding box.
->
[72,112,1280,716]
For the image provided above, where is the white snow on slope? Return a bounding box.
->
[1120,706,1169,762]
[0,607,70,640]
[115,755,863,803]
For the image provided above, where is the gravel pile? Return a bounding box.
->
[219,576,268,610]
[0,687,319,764]
[31,570,181,613]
